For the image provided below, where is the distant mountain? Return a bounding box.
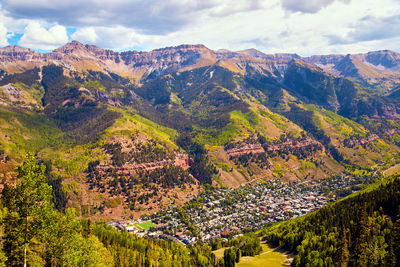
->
[0,41,400,219]
[304,50,400,93]
[1,41,399,91]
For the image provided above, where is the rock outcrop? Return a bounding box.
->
[97,153,190,176]
[0,41,399,92]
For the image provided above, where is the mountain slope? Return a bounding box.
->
[263,174,400,266]
[304,50,400,93]
[0,41,400,219]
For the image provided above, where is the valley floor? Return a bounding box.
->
[213,243,289,267]
[107,170,378,245]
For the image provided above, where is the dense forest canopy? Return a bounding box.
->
[263,175,400,267]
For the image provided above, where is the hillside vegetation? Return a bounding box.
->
[263,174,400,266]
[1,43,400,219]
[0,155,216,266]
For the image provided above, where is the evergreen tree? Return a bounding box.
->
[352,209,371,266]
[336,230,349,267]
[235,248,241,263]
[264,175,400,267]
[223,248,236,267]
[392,217,400,265]
[1,154,53,267]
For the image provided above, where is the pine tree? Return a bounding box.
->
[235,248,241,263]
[223,248,236,267]
[1,154,53,267]
[392,217,400,265]
[336,230,349,267]
[351,209,371,267]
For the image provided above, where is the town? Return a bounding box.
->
[108,170,379,246]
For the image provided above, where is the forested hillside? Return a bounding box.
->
[0,155,216,266]
[0,0,399,264]
[3,155,400,266]
[263,174,400,266]
[1,42,400,219]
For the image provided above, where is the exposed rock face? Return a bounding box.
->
[343,134,380,148]
[121,44,217,80]
[226,139,323,158]
[53,40,88,55]
[238,49,300,61]
[304,50,400,92]
[97,153,190,176]
[0,41,399,91]
[358,50,400,70]
[304,54,345,66]
[226,144,265,157]
[0,45,38,61]
[342,129,400,148]
[0,41,399,119]
[334,55,360,79]
[263,139,323,152]
[1,84,22,99]
[0,42,217,81]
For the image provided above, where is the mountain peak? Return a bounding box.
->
[366,49,398,55]
[0,45,35,54]
[53,40,87,54]
[363,50,400,69]
[174,44,209,50]
[238,49,300,61]
[289,57,326,72]
[151,44,211,53]
[64,40,85,47]
[237,48,266,58]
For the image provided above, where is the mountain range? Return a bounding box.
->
[1,41,400,219]
[2,41,399,92]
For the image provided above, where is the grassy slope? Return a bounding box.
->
[105,107,178,149]
[237,243,287,267]
[213,244,287,267]
[3,66,400,217]
[195,104,301,146]
[202,105,304,186]
[0,104,180,177]
[207,103,350,185]
[303,104,400,167]
[0,107,64,160]
[0,107,105,177]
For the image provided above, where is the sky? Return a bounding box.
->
[0,0,399,56]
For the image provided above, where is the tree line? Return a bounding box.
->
[0,154,215,266]
[263,175,400,266]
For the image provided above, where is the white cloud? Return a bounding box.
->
[0,0,399,55]
[71,27,98,43]
[280,0,350,14]
[84,0,399,56]
[73,26,147,50]
[1,0,243,34]
[0,22,8,46]
[19,21,69,50]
